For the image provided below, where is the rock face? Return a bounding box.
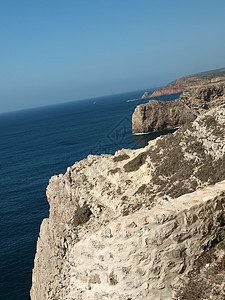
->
[31,106,225,300]
[150,86,184,98]
[132,99,196,133]
[132,81,225,133]
[178,81,225,112]
[141,91,151,99]
[151,68,225,97]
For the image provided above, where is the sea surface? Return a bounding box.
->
[0,90,179,300]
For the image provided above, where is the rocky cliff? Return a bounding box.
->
[31,105,225,300]
[132,99,197,133]
[149,68,225,98]
[149,86,184,98]
[132,81,225,133]
[178,81,225,112]
[141,91,151,99]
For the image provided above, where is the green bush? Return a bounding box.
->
[73,204,92,227]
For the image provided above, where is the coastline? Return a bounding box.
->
[31,103,225,299]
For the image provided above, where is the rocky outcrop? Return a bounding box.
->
[132,99,196,133]
[151,68,225,97]
[141,91,151,99]
[31,107,225,300]
[132,81,225,133]
[178,81,225,112]
[150,86,184,98]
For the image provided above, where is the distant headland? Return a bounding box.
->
[142,67,225,98]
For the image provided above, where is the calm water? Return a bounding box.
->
[0,90,179,300]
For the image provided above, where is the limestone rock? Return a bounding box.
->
[31,106,225,300]
[150,85,185,97]
[132,99,196,133]
[132,81,225,133]
[178,81,225,112]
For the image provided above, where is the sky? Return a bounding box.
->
[0,0,225,113]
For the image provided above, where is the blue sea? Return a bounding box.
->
[0,90,179,300]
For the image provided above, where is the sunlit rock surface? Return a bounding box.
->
[132,81,225,133]
[31,106,225,300]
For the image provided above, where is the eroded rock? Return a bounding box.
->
[31,106,225,300]
[132,99,196,133]
[132,81,225,133]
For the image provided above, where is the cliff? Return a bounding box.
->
[149,68,225,98]
[31,105,225,300]
[132,81,225,133]
[149,86,184,98]
[132,99,196,134]
[141,91,151,99]
[178,81,225,112]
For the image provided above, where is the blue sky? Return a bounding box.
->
[0,0,225,113]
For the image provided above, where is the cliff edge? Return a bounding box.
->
[132,81,225,133]
[149,68,225,98]
[31,104,225,299]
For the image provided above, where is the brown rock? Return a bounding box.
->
[132,99,196,133]
[151,86,185,97]
[151,68,225,98]
[132,81,225,133]
[141,91,151,99]
[178,81,225,112]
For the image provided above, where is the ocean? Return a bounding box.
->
[0,90,179,300]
